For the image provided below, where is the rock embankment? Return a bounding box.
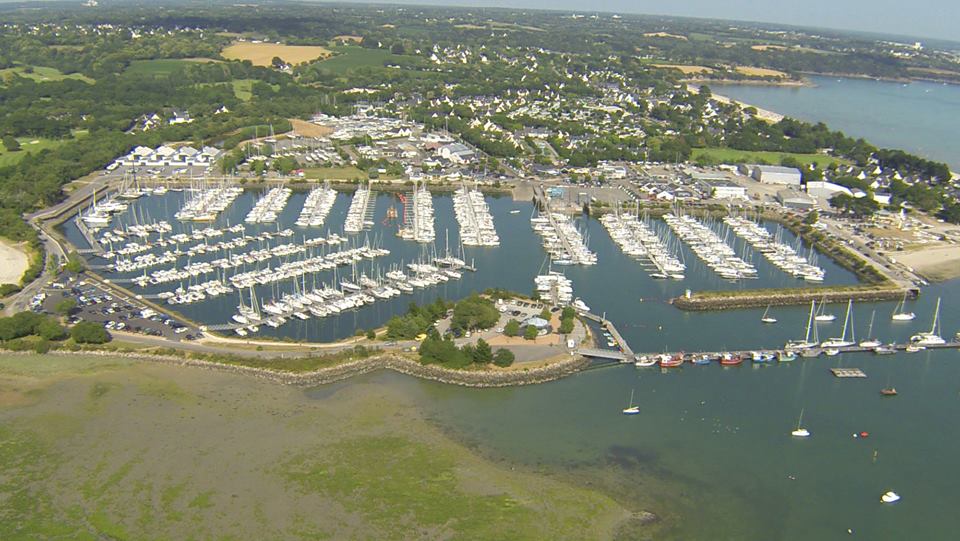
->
[672,286,913,311]
[14,350,590,388]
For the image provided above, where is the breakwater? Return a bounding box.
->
[7,349,590,388]
[672,285,912,311]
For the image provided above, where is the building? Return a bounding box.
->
[437,143,475,164]
[777,189,816,210]
[751,165,802,186]
[806,181,852,200]
[709,180,747,200]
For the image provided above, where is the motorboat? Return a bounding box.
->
[881,491,901,504]
[634,355,658,368]
[880,388,898,396]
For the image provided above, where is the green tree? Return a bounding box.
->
[63,252,84,273]
[559,318,574,335]
[2,135,20,152]
[365,329,376,340]
[71,321,110,344]
[523,325,539,341]
[504,319,520,337]
[539,307,551,321]
[493,348,515,367]
[37,318,67,341]
[55,298,77,316]
[474,338,493,364]
[802,210,819,225]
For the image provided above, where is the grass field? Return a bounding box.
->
[313,45,395,73]
[0,355,631,539]
[0,137,71,168]
[125,59,214,76]
[303,166,367,180]
[221,42,331,67]
[692,147,847,168]
[289,118,333,138]
[0,65,93,84]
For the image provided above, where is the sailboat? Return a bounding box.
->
[761,305,777,324]
[891,292,916,321]
[821,300,855,348]
[791,408,810,437]
[859,310,882,348]
[785,301,818,350]
[910,297,945,345]
[622,389,640,415]
[814,299,836,322]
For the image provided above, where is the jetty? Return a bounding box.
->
[672,285,915,311]
[580,311,634,357]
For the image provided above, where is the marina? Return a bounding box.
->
[723,215,825,282]
[244,186,292,224]
[663,212,758,280]
[397,183,436,243]
[600,209,685,279]
[295,185,337,227]
[343,184,375,233]
[452,185,500,246]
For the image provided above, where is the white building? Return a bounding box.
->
[751,165,802,186]
[806,181,852,199]
[710,180,747,200]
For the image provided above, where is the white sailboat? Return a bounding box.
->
[785,301,818,350]
[761,304,777,324]
[821,300,855,348]
[791,408,810,437]
[910,297,945,346]
[892,292,916,321]
[622,389,640,415]
[859,310,881,348]
[814,299,836,322]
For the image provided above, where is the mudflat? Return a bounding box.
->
[0,354,630,539]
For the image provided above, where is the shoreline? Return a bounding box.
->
[2,349,592,388]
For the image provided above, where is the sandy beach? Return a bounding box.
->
[895,244,960,281]
[0,238,28,286]
[688,84,785,122]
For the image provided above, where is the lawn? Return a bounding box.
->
[313,45,395,74]
[692,147,849,168]
[0,137,71,168]
[125,58,216,76]
[0,65,93,84]
[303,166,368,180]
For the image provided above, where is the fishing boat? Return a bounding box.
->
[660,353,684,368]
[821,300,855,348]
[777,350,797,362]
[509,209,520,214]
[874,344,897,355]
[719,353,743,366]
[859,310,881,348]
[791,408,810,437]
[760,305,777,324]
[910,297,946,346]
[891,292,916,321]
[905,344,925,353]
[881,491,901,504]
[634,355,658,368]
[880,388,898,396]
[622,389,640,415]
[823,348,840,356]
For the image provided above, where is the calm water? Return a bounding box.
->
[712,76,960,171]
[70,189,960,538]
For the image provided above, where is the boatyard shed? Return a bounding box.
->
[708,180,747,200]
[751,165,802,186]
[777,189,816,210]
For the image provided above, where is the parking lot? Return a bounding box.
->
[38,273,200,342]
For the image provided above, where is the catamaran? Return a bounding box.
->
[785,301,819,350]
[821,299,855,348]
[859,310,882,348]
[760,305,777,324]
[910,297,946,346]
[891,292,916,321]
[791,408,810,437]
[622,389,640,415]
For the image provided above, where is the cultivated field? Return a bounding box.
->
[735,66,789,78]
[651,64,713,74]
[222,42,331,67]
[644,32,688,40]
[289,119,333,138]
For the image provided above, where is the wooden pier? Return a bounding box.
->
[580,311,634,357]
